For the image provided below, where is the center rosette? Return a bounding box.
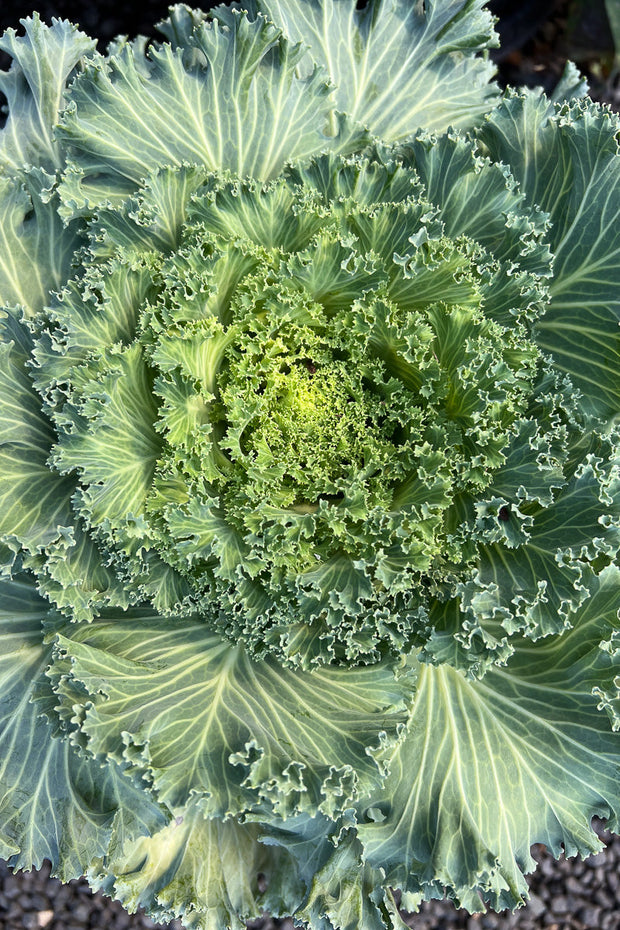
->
[214,280,415,514]
[38,144,549,667]
[221,357,395,504]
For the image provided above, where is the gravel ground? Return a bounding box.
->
[1,819,618,930]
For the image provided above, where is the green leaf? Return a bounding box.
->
[23,520,133,621]
[52,262,155,356]
[463,445,620,639]
[165,499,253,580]
[188,172,329,255]
[593,628,620,733]
[0,574,166,878]
[420,593,516,680]
[88,798,305,929]
[227,0,499,139]
[395,132,553,326]
[358,564,620,913]
[298,833,387,930]
[0,172,82,318]
[91,165,210,256]
[0,14,95,173]
[52,342,163,530]
[0,314,76,554]
[486,417,568,507]
[52,612,411,819]
[478,94,620,424]
[1,486,80,576]
[548,61,589,104]
[254,810,339,889]
[31,256,158,405]
[57,9,357,207]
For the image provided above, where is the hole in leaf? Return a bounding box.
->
[317,491,344,505]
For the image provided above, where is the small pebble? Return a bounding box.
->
[72,903,94,922]
[595,888,615,909]
[576,905,602,927]
[525,893,546,918]
[564,877,582,895]
[601,916,620,930]
[551,896,571,915]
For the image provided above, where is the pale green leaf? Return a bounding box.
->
[358,565,620,912]
[593,627,620,732]
[23,519,133,622]
[52,342,163,530]
[225,0,499,139]
[0,14,95,173]
[188,174,329,254]
[0,443,75,555]
[88,798,304,929]
[298,833,387,930]
[52,263,155,356]
[478,94,620,424]
[0,172,82,318]
[487,417,568,507]
[52,613,411,819]
[30,247,161,408]
[0,314,76,554]
[57,9,357,206]
[0,574,166,878]
[548,61,589,104]
[95,164,210,256]
[463,445,620,638]
[395,132,553,325]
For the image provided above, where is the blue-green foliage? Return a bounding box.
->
[0,3,618,928]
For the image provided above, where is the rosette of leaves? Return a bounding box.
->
[0,2,619,929]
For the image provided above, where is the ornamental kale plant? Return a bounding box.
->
[0,1,619,927]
